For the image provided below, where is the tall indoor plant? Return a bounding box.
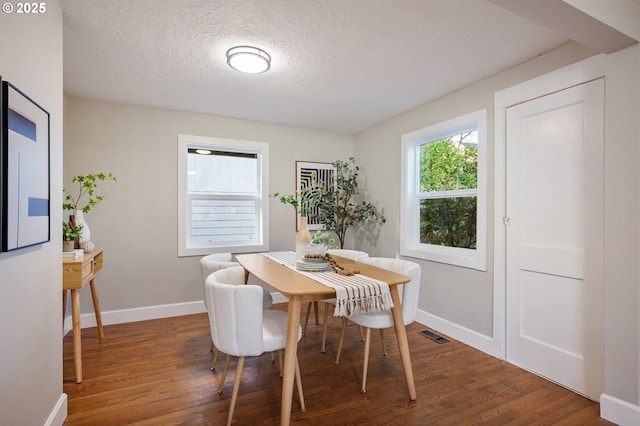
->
[306,157,385,249]
[272,157,385,250]
[63,172,117,245]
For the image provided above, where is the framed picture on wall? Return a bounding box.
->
[1,81,50,252]
[295,161,335,231]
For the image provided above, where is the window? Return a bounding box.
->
[178,134,269,256]
[401,109,487,270]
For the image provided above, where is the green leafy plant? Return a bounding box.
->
[270,182,320,215]
[62,221,83,241]
[270,158,385,248]
[63,172,117,213]
[270,192,301,211]
[305,157,385,249]
[311,230,337,249]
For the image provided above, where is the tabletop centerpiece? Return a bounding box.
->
[270,191,316,260]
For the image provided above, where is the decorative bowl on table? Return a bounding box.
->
[304,243,327,258]
[297,244,330,271]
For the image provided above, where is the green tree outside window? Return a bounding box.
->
[420,133,477,248]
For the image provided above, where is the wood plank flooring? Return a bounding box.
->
[63,303,612,425]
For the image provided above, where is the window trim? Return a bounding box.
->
[400,109,487,270]
[177,134,269,257]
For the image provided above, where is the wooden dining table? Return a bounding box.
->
[235,252,417,426]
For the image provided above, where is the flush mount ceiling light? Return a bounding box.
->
[226,46,271,74]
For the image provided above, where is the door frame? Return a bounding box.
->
[492,53,605,358]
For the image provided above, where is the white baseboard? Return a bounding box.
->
[60,297,631,425]
[63,299,499,363]
[601,393,640,425]
[271,291,288,304]
[45,393,67,426]
[414,309,502,358]
[64,300,207,335]
[63,293,285,335]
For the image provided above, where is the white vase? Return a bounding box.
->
[295,216,311,260]
[74,209,91,244]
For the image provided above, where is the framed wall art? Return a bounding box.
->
[295,161,335,231]
[1,81,50,252]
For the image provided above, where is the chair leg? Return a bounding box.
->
[361,328,371,394]
[321,303,331,353]
[303,302,312,335]
[218,354,232,394]
[313,301,320,324]
[359,326,365,341]
[270,351,275,363]
[278,349,284,378]
[334,317,349,365]
[303,301,321,336]
[211,348,221,371]
[379,329,387,356]
[226,356,245,426]
[294,357,306,412]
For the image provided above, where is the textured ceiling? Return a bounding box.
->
[60,0,571,134]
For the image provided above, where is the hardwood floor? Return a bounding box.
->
[63,304,611,425]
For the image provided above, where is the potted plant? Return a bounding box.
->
[305,157,385,249]
[62,221,83,252]
[63,172,117,244]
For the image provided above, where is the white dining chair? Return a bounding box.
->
[206,266,305,425]
[200,253,236,289]
[302,249,369,353]
[334,257,421,394]
[200,253,273,371]
[200,253,273,309]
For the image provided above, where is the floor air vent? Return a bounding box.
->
[419,330,450,344]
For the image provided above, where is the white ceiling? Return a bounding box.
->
[60,0,599,134]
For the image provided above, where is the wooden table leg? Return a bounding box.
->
[71,288,83,383]
[89,279,104,340]
[62,290,67,323]
[389,286,416,400]
[281,297,302,426]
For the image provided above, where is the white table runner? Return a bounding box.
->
[263,251,394,316]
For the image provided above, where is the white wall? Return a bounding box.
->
[353,41,597,337]
[0,1,66,425]
[355,39,640,423]
[63,97,353,315]
[602,44,640,409]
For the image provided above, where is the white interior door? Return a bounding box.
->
[505,78,604,400]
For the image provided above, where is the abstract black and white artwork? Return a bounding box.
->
[1,81,50,252]
[296,161,335,231]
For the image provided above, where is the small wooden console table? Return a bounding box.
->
[62,249,104,383]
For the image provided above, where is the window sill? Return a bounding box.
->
[178,243,268,257]
[400,245,486,271]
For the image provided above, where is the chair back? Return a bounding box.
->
[205,266,265,357]
[199,253,237,284]
[200,253,241,310]
[362,257,421,325]
[327,249,369,262]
